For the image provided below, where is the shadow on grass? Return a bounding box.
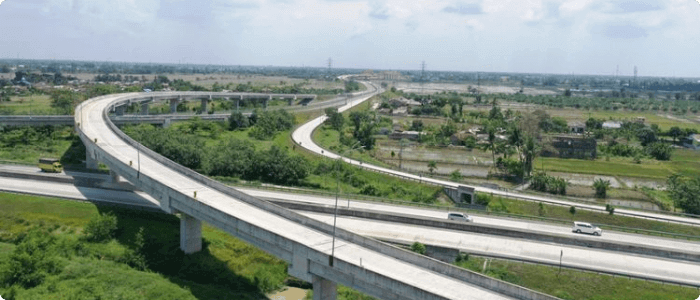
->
[94,205,269,300]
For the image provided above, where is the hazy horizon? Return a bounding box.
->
[1,0,699,77]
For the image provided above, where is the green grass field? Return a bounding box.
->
[455,256,697,300]
[535,148,700,180]
[1,95,60,115]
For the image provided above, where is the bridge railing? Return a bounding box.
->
[93,91,559,300]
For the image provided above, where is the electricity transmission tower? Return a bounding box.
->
[420,61,426,93]
[328,58,332,72]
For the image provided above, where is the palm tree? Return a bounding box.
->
[427,160,437,175]
[593,178,611,198]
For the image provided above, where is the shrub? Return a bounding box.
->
[410,242,426,255]
[593,178,611,198]
[1,229,64,288]
[530,172,567,195]
[475,194,491,206]
[450,169,462,181]
[569,206,576,215]
[455,253,470,263]
[538,202,547,217]
[606,204,615,215]
[83,212,118,243]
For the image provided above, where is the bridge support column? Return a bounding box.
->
[312,275,337,300]
[115,105,125,116]
[200,98,208,114]
[86,150,98,170]
[236,96,241,112]
[264,95,271,109]
[109,170,120,183]
[141,103,149,115]
[170,99,180,114]
[180,213,202,254]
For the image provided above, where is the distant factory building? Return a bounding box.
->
[543,135,597,159]
[567,121,586,134]
[602,121,622,129]
[683,134,700,150]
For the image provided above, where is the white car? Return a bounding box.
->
[572,221,602,236]
[447,212,473,222]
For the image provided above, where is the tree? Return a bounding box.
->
[522,135,537,177]
[50,89,80,114]
[637,127,657,146]
[324,107,345,131]
[427,160,437,175]
[667,174,700,214]
[669,126,684,143]
[485,125,497,165]
[83,212,118,242]
[410,242,426,255]
[645,142,673,161]
[229,111,250,130]
[593,178,611,198]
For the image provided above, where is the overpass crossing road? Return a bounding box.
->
[0,174,698,287]
[291,83,700,227]
[73,91,554,300]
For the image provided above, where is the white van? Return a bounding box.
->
[572,221,602,236]
[447,212,473,223]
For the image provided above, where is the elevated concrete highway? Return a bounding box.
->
[73,90,556,300]
[291,84,700,227]
[0,90,354,127]
[1,172,697,287]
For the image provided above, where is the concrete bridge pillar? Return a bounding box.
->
[200,98,208,114]
[312,275,337,300]
[109,170,120,183]
[86,150,99,170]
[115,105,126,116]
[170,99,180,114]
[141,103,149,115]
[237,95,242,112]
[264,95,271,109]
[180,213,202,254]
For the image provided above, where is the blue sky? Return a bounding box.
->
[0,0,698,77]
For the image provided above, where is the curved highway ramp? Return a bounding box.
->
[74,91,557,300]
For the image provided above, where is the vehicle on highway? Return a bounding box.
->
[448,212,473,222]
[572,221,602,236]
[38,158,63,173]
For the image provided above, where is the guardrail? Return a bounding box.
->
[385,240,700,289]
[231,183,700,242]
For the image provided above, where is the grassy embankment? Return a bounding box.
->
[0,192,288,299]
[455,255,697,300]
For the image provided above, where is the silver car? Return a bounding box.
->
[448,212,473,222]
[572,221,602,236]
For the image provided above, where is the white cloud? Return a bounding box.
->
[0,0,698,76]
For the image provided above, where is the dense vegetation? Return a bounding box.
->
[0,125,85,168]
[123,117,309,186]
[0,193,289,299]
